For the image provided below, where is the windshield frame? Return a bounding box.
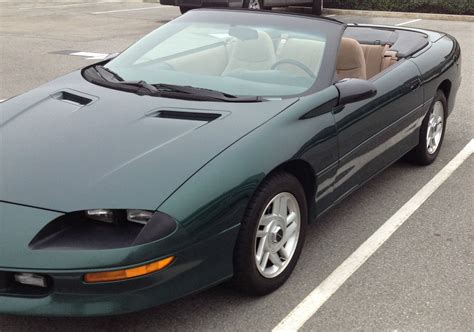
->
[92,9,346,99]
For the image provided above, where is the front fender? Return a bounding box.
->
[158,86,340,243]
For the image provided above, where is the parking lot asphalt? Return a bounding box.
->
[0,3,473,331]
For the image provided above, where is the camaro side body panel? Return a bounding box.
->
[330,60,424,205]
[411,34,462,116]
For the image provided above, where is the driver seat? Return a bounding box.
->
[336,37,367,80]
[223,31,276,75]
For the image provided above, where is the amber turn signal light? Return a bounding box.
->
[84,256,174,283]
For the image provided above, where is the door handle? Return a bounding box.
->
[410,80,421,91]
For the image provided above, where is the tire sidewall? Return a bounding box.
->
[234,172,307,295]
[418,90,448,164]
[243,0,263,10]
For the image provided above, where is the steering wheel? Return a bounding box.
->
[271,59,316,79]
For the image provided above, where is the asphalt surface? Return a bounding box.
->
[0,2,473,331]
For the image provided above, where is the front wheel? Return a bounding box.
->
[243,0,263,9]
[232,172,307,295]
[407,90,447,165]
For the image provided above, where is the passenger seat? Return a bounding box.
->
[360,44,390,79]
[223,31,276,75]
[382,50,398,71]
[360,44,399,79]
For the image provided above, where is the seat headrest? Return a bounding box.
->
[230,31,275,63]
[336,37,367,80]
[223,31,276,75]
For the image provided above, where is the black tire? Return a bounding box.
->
[407,90,447,165]
[311,0,323,15]
[179,6,193,14]
[243,0,264,10]
[232,172,307,295]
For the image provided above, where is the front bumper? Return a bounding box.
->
[0,202,239,316]
[0,243,230,316]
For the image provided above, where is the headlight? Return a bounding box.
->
[29,210,177,250]
[86,209,154,225]
[86,209,115,223]
[127,210,154,224]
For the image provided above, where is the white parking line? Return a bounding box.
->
[325,14,336,17]
[273,139,474,332]
[70,51,109,60]
[92,6,165,15]
[396,18,423,26]
[19,3,104,10]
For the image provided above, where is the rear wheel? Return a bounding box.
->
[232,172,307,295]
[311,0,322,15]
[407,90,447,165]
[243,0,263,9]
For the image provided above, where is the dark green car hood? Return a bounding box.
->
[0,71,298,212]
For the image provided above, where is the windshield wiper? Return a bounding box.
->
[115,80,159,95]
[86,65,157,95]
[95,65,124,82]
[87,65,264,102]
[93,66,158,95]
[151,83,264,102]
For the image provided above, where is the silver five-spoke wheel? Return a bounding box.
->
[406,90,447,165]
[426,101,444,154]
[233,172,307,295]
[255,192,301,278]
[247,0,261,9]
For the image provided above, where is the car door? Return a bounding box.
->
[331,59,423,203]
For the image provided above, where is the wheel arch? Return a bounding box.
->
[265,159,317,222]
[437,79,452,105]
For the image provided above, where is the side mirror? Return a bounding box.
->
[334,78,377,105]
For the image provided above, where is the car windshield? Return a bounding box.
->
[104,10,342,98]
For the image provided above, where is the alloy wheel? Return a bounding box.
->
[426,101,444,154]
[255,192,301,278]
[248,0,261,9]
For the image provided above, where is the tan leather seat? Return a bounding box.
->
[361,44,390,79]
[382,50,398,71]
[223,31,276,75]
[336,37,367,80]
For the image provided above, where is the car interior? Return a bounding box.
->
[338,26,429,80]
[121,24,429,97]
[336,37,395,80]
[220,29,398,81]
[159,26,427,81]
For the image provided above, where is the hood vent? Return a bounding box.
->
[155,110,221,122]
[52,91,93,106]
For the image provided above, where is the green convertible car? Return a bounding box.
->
[0,9,461,316]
